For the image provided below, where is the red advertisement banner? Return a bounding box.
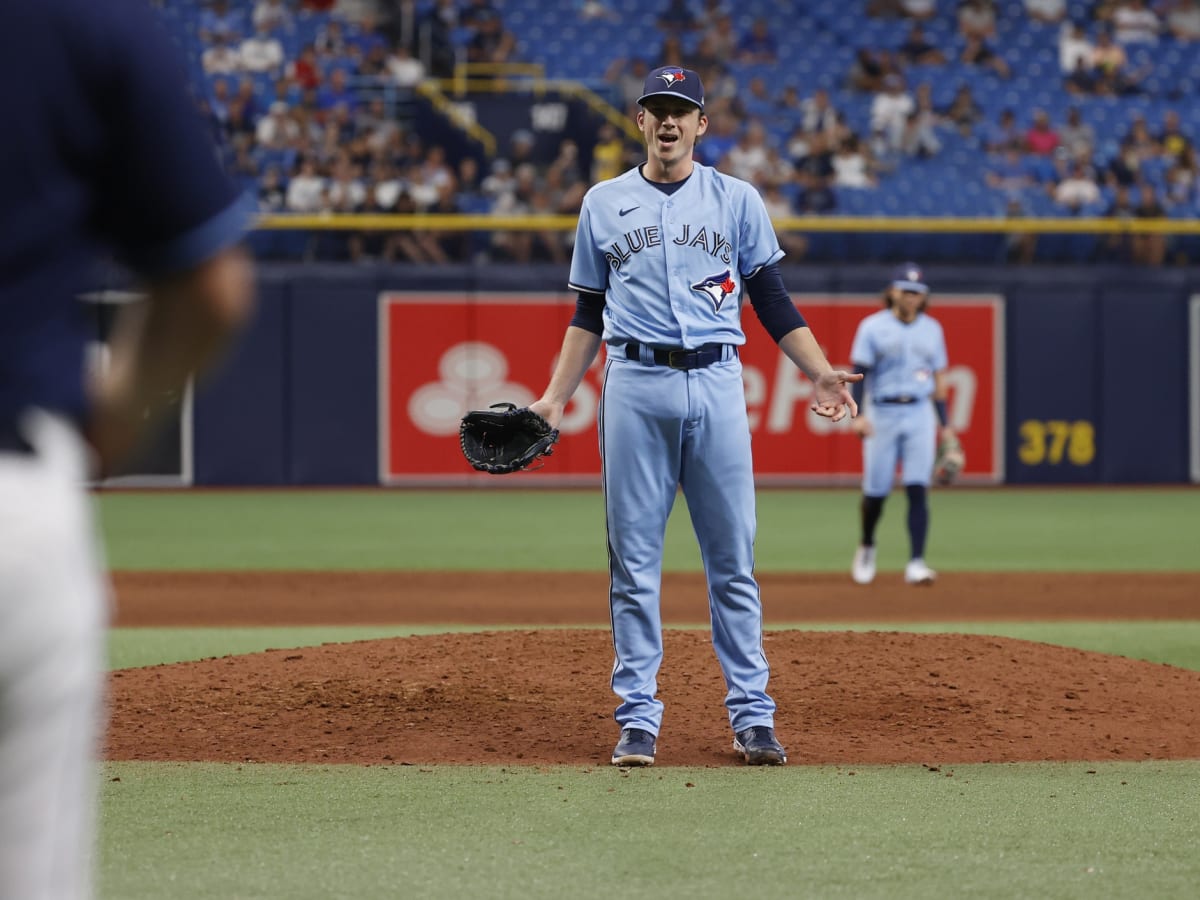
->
[380,293,1003,485]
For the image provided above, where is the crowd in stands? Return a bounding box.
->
[167,0,1200,264]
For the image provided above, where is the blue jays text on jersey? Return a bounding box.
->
[569,163,784,349]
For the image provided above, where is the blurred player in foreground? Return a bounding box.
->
[849,263,954,585]
[0,2,254,896]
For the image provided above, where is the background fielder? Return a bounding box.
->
[528,64,860,767]
[849,263,955,586]
[0,2,254,896]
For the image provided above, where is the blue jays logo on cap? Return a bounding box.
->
[890,262,928,293]
[637,65,705,110]
[691,269,736,312]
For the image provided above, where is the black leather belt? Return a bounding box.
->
[624,342,732,370]
[0,421,34,455]
[877,395,919,405]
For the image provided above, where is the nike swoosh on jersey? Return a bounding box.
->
[618,206,639,216]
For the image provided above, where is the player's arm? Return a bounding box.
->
[745,264,861,421]
[529,290,604,429]
[850,364,872,437]
[933,369,955,438]
[89,247,255,471]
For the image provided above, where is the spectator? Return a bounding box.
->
[958,0,997,40]
[314,17,349,60]
[1132,185,1168,264]
[1157,109,1193,158]
[288,44,323,90]
[737,18,778,64]
[656,0,699,34]
[1167,0,1200,40]
[466,9,517,64]
[1060,106,1096,157]
[1112,0,1160,43]
[1003,198,1038,264]
[1126,113,1161,156]
[870,74,915,151]
[794,131,836,184]
[286,156,327,211]
[832,135,878,188]
[578,0,621,21]
[1059,21,1094,74]
[240,20,285,74]
[703,14,740,60]
[760,180,809,258]
[256,101,300,148]
[942,84,982,135]
[796,169,838,213]
[742,76,776,119]
[1026,0,1067,24]
[317,68,357,111]
[202,33,243,75]
[898,23,947,65]
[801,88,841,137]
[326,153,366,213]
[1064,55,1098,94]
[590,122,626,183]
[901,84,942,158]
[1165,145,1199,204]
[386,43,426,86]
[253,0,293,31]
[899,0,938,17]
[1105,137,1144,187]
[606,57,651,113]
[693,104,739,167]
[722,120,773,184]
[200,0,247,44]
[416,0,457,78]
[1052,161,1102,210]
[258,164,287,211]
[1103,185,1137,259]
[986,148,1035,194]
[960,34,1011,78]
[850,47,898,92]
[1025,109,1061,155]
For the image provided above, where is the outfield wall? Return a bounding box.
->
[170,262,1196,486]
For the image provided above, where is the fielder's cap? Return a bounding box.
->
[637,66,705,110]
[891,262,929,293]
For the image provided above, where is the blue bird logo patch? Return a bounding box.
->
[691,269,737,312]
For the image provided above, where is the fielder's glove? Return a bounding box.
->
[934,431,966,485]
[459,403,559,474]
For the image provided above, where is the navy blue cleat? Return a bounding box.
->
[611,728,657,766]
[733,726,787,765]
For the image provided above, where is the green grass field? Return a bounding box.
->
[97,488,1200,899]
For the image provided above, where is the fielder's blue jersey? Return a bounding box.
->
[850,310,948,401]
[0,0,249,427]
[568,164,784,348]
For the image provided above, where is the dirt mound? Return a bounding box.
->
[105,629,1200,767]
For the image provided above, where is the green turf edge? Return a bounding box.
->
[95,488,1200,571]
[99,759,1200,900]
[107,621,1200,671]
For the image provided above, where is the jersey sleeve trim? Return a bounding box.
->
[567,280,605,294]
[127,192,254,277]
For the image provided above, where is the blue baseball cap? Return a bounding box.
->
[637,66,705,111]
[890,262,929,293]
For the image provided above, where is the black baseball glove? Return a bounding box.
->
[459,403,559,474]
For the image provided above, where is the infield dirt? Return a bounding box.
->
[106,571,1200,767]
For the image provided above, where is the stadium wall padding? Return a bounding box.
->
[189,262,1200,485]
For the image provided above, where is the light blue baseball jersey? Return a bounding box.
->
[568,164,784,348]
[850,309,948,400]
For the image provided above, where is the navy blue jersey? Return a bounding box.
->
[0,0,248,425]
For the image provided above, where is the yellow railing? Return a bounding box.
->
[254,213,1200,235]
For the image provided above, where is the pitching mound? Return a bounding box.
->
[105,629,1200,767]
